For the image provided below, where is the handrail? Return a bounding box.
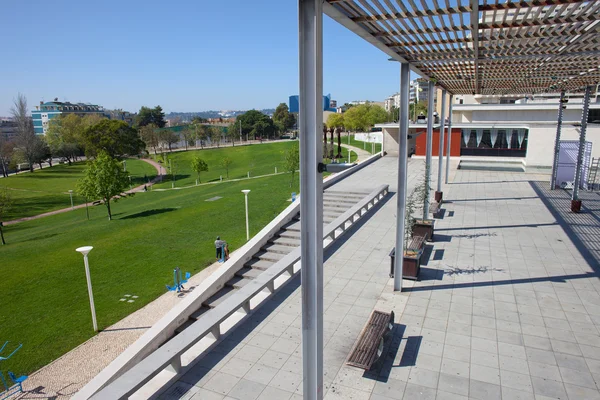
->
[92,184,389,399]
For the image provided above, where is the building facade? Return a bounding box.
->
[31,99,105,134]
[289,94,337,113]
[0,118,18,141]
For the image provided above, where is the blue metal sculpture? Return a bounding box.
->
[0,342,27,399]
[166,267,190,293]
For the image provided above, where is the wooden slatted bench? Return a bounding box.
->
[407,235,425,252]
[347,310,395,370]
[429,201,441,218]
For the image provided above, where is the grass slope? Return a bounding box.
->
[0,172,299,375]
[1,159,157,221]
[349,135,382,154]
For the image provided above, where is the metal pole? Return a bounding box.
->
[394,62,410,291]
[573,86,592,202]
[445,95,454,184]
[244,192,250,240]
[69,190,74,210]
[551,91,566,190]
[423,81,434,219]
[83,254,98,332]
[436,89,447,199]
[299,0,324,398]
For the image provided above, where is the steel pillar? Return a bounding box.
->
[551,91,566,190]
[435,89,447,201]
[572,86,592,207]
[423,81,434,219]
[298,0,324,399]
[394,62,410,291]
[445,95,454,184]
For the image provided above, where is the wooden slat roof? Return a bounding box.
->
[324,0,600,95]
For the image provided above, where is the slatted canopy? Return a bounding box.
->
[324,0,600,95]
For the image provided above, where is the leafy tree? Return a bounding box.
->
[0,188,13,245]
[32,136,52,169]
[226,123,239,146]
[221,157,233,179]
[238,110,275,140]
[196,125,209,148]
[326,113,345,129]
[192,116,208,124]
[0,134,14,177]
[210,126,222,148]
[11,94,37,172]
[136,106,166,128]
[158,129,179,152]
[46,113,84,165]
[77,152,130,220]
[343,103,387,132]
[410,101,428,121]
[139,123,160,155]
[182,124,196,150]
[191,157,208,183]
[273,103,296,134]
[367,105,388,126]
[388,106,399,122]
[252,120,270,143]
[283,142,300,187]
[81,119,144,158]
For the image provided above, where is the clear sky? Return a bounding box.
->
[0,0,414,116]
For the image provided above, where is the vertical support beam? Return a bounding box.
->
[299,1,324,399]
[572,86,592,209]
[471,0,481,93]
[551,91,566,190]
[423,80,435,219]
[394,62,410,291]
[435,89,447,201]
[445,95,454,184]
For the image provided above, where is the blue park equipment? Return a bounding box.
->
[166,267,190,293]
[292,192,297,202]
[219,244,226,263]
[0,342,27,399]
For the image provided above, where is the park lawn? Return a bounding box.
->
[1,159,157,221]
[151,141,298,189]
[0,172,299,376]
[349,135,382,154]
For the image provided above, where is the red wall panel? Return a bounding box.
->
[415,128,461,157]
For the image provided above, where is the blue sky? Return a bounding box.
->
[0,0,412,116]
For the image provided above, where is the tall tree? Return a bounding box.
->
[182,124,196,150]
[81,119,144,158]
[46,113,84,165]
[283,142,300,187]
[326,113,345,129]
[210,126,222,148]
[226,123,240,146]
[273,103,296,135]
[0,134,13,177]
[32,136,52,169]
[191,156,208,183]
[77,151,130,221]
[136,106,166,128]
[238,110,275,140]
[159,129,179,152]
[343,103,387,132]
[196,125,209,148]
[139,123,160,155]
[11,94,37,172]
[0,188,13,244]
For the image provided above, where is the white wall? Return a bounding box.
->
[526,124,600,167]
[355,132,382,143]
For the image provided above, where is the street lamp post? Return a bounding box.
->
[68,190,74,210]
[128,176,132,191]
[75,246,97,332]
[241,190,250,241]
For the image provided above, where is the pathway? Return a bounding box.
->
[339,143,372,162]
[4,158,162,226]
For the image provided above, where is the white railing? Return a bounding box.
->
[91,184,389,399]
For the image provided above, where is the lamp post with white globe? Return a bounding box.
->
[76,246,98,332]
[241,190,251,241]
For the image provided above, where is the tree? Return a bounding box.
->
[343,103,387,132]
[139,123,160,155]
[159,129,179,152]
[210,126,222,147]
[283,142,300,187]
[226,123,239,146]
[388,106,399,122]
[196,125,209,148]
[0,188,13,245]
[46,113,84,165]
[238,110,275,140]
[326,113,345,129]
[221,157,233,179]
[191,157,208,184]
[410,101,428,121]
[367,105,388,127]
[0,134,14,178]
[182,124,196,150]
[136,106,166,128]
[11,94,37,172]
[272,103,296,135]
[77,151,130,220]
[81,119,144,158]
[32,136,52,169]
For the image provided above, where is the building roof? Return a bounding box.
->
[324,0,600,95]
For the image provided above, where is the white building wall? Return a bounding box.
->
[526,124,600,167]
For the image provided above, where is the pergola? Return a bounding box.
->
[297,1,600,399]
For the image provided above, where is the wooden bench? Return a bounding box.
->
[429,201,441,218]
[407,235,425,252]
[347,310,395,370]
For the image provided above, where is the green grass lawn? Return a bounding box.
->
[0,172,299,375]
[151,141,298,189]
[348,134,382,154]
[0,159,156,221]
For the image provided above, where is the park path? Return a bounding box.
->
[340,142,372,161]
[4,158,163,226]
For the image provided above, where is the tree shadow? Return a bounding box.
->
[120,208,178,220]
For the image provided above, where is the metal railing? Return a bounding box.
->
[91,184,389,399]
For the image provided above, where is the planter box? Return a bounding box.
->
[571,199,582,213]
[413,219,435,242]
[403,251,421,280]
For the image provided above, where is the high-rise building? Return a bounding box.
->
[31,99,105,134]
[0,118,18,141]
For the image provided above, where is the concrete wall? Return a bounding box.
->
[525,124,600,167]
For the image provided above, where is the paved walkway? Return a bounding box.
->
[158,157,600,400]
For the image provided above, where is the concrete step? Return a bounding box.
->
[245,258,275,270]
[190,306,211,320]
[284,221,301,231]
[324,216,338,223]
[203,287,237,309]
[325,190,369,197]
[279,230,301,239]
[323,202,351,209]
[459,160,525,172]
[255,250,287,262]
[262,243,296,255]
[323,198,356,206]
[226,276,252,289]
[174,319,195,334]
[236,267,263,280]
[270,236,301,246]
[323,208,344,216]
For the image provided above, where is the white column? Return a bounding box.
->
[299,0,324,399]
[436,89,447,197]
[445,95,454,184]
[551,91,566,190]
[573,86,592,202]
[394,62,410,291]
[423,81,435,219]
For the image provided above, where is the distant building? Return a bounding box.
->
[105,109,136,126]
[32,98,105,134]
[289,94,337,113]
[0,118,17,141]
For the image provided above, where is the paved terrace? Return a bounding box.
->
[157,156,600,400]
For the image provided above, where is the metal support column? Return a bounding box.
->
[423,81,435,219]
[435,89,447,201]
[299,0,324,399]
[551,91,566,190]
[445,95,454,184]
[572,86,592,205]
[394,63,410,291]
